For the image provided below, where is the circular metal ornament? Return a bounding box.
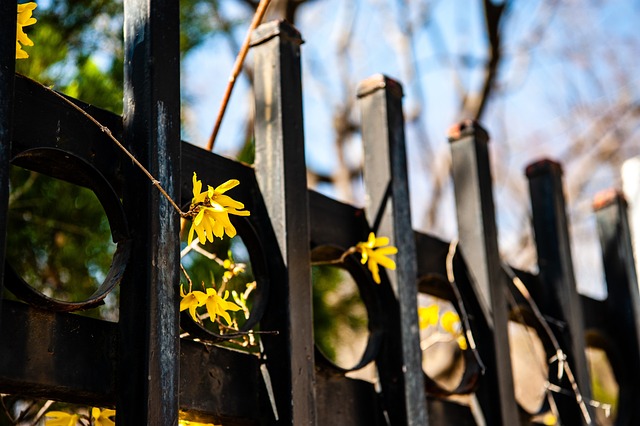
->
[311,244,385,373]
[5,148,131,312]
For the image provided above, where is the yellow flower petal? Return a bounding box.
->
[187,222,197,245]
[355,232,398,284]
[370,251,396,270]
[188,174,250,243]
[542,413,557,425]
[373,236,390,247]
[214,179,240,194]
[92,407,116,426]
[214,194,245,209]
[457,335,468,350]
[192,172,202,199]
[203,288,241,325]
[418,305,439,329]
[44,411,79,426]
[180,289,206,322]
[441,311,461,335]
[16,2,37,60]
[368,258,381,283]
[15,42,28,59]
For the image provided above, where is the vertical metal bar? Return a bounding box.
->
[358,74,428,426]
[0,0,16,326]
[526,159,592,425]
[622,157,640,284]
[593,190,640,424]
[252,20,316,426]
[448,120,518,426]
[118,0,181,422]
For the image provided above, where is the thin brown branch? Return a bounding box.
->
[206,0,272,151]
[461,0,505,120]
[43,86,187,218]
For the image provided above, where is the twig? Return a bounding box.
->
[310,247,357,266]
[42,85,186,218]
[205,0,272,151]
[32,400,55,425]
[503,262,594,424]
[180,264,194,292]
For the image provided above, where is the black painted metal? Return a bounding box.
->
[0,0,17,327]
[358,74,428,425]
[252,20,316,425]
[593,191,640,425]
[118,0,181,422]
[0,300,265,424]
[0,300,117,404]
[526,159,593,425]
[449,120,519,425]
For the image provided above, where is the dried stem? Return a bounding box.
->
[205,0,272,151]
[310,246,358,266]
[180,263,194,292]
[42,85,187,218]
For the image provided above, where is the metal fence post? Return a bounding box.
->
[448,120,519,426]
[593,190,640,424]
[0,0,17,327]
[118,0,181,422]
[526,159,593,425]
[358,74,428,426]
[252,20,316,426]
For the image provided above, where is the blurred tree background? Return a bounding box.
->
[10,0,640,307]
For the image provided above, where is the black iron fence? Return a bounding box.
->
[1,6,639,426]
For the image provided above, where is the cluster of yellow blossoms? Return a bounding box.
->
[180,285,241,325]
[418,304,467,350]
[16,2,37,59]
[355,232,398,284]
[186,173,250,245]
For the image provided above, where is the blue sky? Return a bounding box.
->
[181,0,640,299]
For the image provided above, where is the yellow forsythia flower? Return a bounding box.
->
[188,173,250,244]
[92,407,116,426]
[180,285,207,322]
[356,232,398,284]
[16,2,37,59]
[201,288,241,325]
[440,310,467,350]
[542,412,557,425]
[418,304,439,329]
[44,411,79,426]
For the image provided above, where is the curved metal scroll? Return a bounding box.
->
[311,245,385,373]
[418,273,483,397]
[5,147,131,312]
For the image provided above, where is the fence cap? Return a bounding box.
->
[525,158,563,178]
[250,20,303,47]
[593,188,627,211]
[447,119,488,143]
[356,74,403,99]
